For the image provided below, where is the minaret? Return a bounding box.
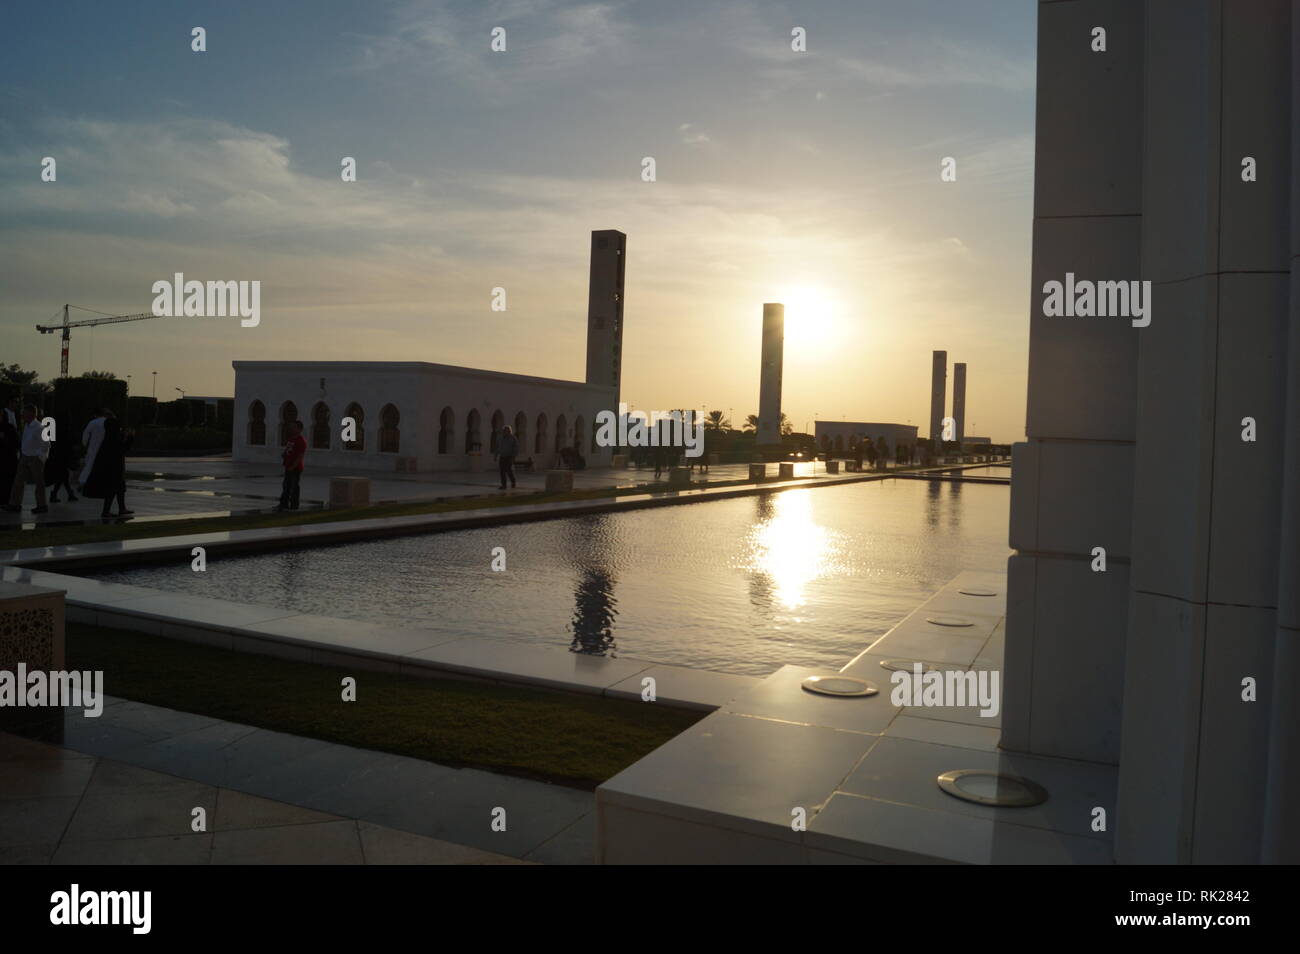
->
[929,350,947,442]
[757,303,785,446]
[953,362,967,444]
[585,230,627,403]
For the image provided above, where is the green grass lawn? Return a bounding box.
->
[65,621,702,789]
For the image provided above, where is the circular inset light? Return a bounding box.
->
[937,770,1048,807]
[879,659,942,673]
[926,615,975,627]
[959,588,998,597]
[801,675,879,697]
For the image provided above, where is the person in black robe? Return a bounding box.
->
[82,418,134,518]
[44,412,77,503]
[0,414,18,502]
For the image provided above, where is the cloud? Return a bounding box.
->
[720,2,1033,94]
[678,123,711,145]
[347,0,633,99]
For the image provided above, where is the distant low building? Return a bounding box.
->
[814,421,918,456]
[963,436,991,445]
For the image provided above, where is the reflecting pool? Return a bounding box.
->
[88,479,1010,676]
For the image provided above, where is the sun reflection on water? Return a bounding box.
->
[742,489,843,609]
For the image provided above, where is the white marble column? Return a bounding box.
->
[1259,0,1299,867]
[1114,0,1292,865]
[1003,0,1144,766]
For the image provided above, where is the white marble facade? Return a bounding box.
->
[1010,0,1299,864]
[232,360,617,472]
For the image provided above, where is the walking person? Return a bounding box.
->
[79,407,111,488]
[45,411,78,503]
[83,417,134,518]
[496,424,518,490]
[276,420,307,511]
[876,436,889,471]
[3,397,18,431]
[3,405,50,514]
[653,443,665,479]
[865,438,877,471]
[0,410,18,504]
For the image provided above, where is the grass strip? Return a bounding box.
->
[63,621,701,789]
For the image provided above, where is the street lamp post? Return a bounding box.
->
[151,371,157,398]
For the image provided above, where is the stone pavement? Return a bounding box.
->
[1,696,594,865]
[1,456,839,528]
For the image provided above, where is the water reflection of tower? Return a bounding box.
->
[746,494,777,609]
[564,516,619,656]
[925,479,942,529]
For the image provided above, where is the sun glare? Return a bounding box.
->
[775,284,842,354]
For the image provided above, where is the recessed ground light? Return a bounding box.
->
[959,588,998,597]
[926,615,975,627]
[937,770,1048,807]
[879,659,942,673]
[801,675,879,697]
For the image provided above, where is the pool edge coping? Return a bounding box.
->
[1,564,763,713]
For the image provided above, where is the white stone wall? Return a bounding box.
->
[1011,0,1299,865]
[813,422,917,455]
[232,361,616,473]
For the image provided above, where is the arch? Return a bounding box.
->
[573,416,585,456]
[278,401,298,446]
[437,406,455,454]
[379,403,400,453]
[819,434,830,452]
[247,400,267,446]
[465,408,481,453]
[554,414,567,453]
[489,409,504,454]
[513,411,527,448]
[343,402,364,451]
[311,402,331,450]
[833,434,844,452]
[535,413,548,454]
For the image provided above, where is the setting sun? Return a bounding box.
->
[774,284,843,356]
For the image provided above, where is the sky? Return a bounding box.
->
[1,0,1036,442]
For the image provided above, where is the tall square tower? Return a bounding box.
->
[929,350,947,442]
[585,230,627,401]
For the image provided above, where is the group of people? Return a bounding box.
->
[627,444,705,477]
[1,399,134,518]
[849,438,918,471]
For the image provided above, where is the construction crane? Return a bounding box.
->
[35,304,164,376]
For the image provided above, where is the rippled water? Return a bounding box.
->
[89,479,1010,676]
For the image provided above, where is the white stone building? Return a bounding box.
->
[232,360,616,472]
[231,230,627,473]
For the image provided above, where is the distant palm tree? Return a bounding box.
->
[744,414,759,433]
[706,410,730,431]
[80,370,118,379]
[780,412,792,437]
